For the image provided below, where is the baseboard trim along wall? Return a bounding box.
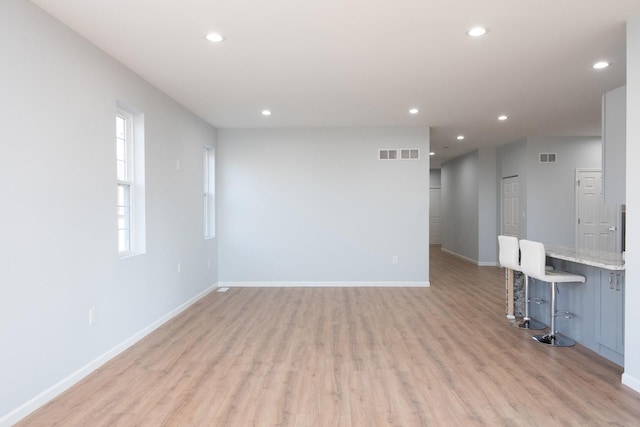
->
[478,261,499,267]
[441,248,497,267]
[622,373,640,394]
[218,281,430,287]
[0,284,219,427]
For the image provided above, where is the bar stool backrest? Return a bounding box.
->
[498,235,520,271]
[519,239,547,280]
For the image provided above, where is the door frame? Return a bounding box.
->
[500,175,519,237]
[575,168,621,251]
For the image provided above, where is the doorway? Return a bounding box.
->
[576,169,619,252]
[429,188,442,244]
[501,176,520,237]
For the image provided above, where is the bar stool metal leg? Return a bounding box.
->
[533,282,576,347]
[506,268,515,320]
[518,275,545,330]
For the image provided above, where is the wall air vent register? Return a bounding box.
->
[539,153,557,163]
[379,149,420,160]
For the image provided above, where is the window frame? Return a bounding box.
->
[204,146,216,239]
[116,103,145,257]
[116,109,135,255]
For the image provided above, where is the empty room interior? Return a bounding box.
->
[3,0,640,425]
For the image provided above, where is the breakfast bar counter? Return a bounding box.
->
[525,244,625,365]
[545,244,625,271]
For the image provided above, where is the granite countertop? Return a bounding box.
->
[545,244,625,271]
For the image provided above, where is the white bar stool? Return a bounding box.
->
[519,239,585,347]
[498,235,545,330]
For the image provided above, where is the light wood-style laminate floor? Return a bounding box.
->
[18,248,640,426]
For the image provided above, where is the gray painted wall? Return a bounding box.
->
[430,169,442,187]
[623,12,640,394]
[0,0,217,420]
[496,138,528,239]
[2,1,638,422]
[441,148,498,264]
[478,148,498,264]
[496,136,601,246]
[525,136,601,245]
[441,151,480,261]
[444,136,600,265]
[217,128,430,284]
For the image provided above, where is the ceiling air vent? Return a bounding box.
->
[379,149,398,160]
[400,149,420,160]
[539,153,557,163]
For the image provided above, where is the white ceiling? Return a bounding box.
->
[31,0,639,166]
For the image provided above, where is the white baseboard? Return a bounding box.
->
[218,281,430,288]
[0,284,218,427]
[440,248,497,267]
[622,373,640,394]
[441,248,478,264]
[478,261,499,267]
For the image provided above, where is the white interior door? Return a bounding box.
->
[576,170,619,252]
[429,188,441,244]
[502,176,519,237]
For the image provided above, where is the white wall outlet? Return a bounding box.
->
[176,159,181,171]
[392,256,399,264]
[89,307,96,326]
[177,262,182,273]
[207,260,211,269]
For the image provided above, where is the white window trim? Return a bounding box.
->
[116,102,146,257]
[204,146,216,239]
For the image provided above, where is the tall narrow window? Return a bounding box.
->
[204,146,215,239]
[116,110,134,253]
[116,103,146,256]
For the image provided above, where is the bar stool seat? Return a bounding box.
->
[519,239,585,347]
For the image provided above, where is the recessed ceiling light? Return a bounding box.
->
[457,135,465,140]
[498,115,508,121]
[409,108,419,115]
[205,32,225,43]
[467,27,487,37]
[429,152,435,156]
[261,110,271,116]
[593,61,610,70]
